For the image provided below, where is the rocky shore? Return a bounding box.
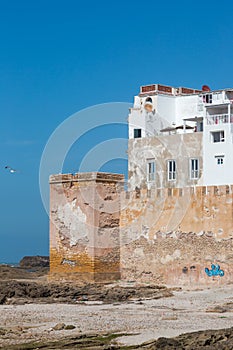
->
[0,261,233,349]
[19,255,49,269]
[0,279,172,305]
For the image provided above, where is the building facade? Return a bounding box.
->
[128,84,233,190]
[49,83,233,286]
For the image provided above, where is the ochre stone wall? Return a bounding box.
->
[120,185,233,286]
[50,172,233,286]
[49,172,123,282]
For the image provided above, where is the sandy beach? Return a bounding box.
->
[1,279,233,349]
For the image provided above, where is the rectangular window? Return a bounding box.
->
[190,158,199,179]
[134,128,142,138]
[215,155,224,165]
[167,160,176,181]
[147,159,155,182]
[211,130,225,143]
[203,94,212,104]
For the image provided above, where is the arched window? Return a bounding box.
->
[145,97,152,103]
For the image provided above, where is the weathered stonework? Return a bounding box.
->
[50,173,233,286]
[49,172,124,282]
[128,133,203,190]
[120,185,233,286]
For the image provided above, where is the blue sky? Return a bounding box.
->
[1,0,233,262]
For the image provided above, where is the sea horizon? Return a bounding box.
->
[0,262,19,266]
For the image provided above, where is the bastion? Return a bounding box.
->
[49,172,124,282]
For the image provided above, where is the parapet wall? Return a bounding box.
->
[120,185,233,286]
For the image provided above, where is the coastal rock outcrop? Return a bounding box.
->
[19,256,49,269]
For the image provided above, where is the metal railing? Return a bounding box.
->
[206,114,233,125]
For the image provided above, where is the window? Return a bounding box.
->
[211,130,225,143]
[190,158,199,179]
[147,159,155,182]
[134,129,142,138]
[215,155,224,165]
[203,94,212,104]
[145,97,153,103]
[167,160,176,181]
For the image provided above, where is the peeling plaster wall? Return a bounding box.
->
[128,132,203,190]
[120,185,233,286]
[49,173,233,287]
[56,201,88,246]
[50,172,123,282]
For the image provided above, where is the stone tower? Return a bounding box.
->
[50,172,124,282]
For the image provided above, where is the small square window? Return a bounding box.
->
[134,129,142,138]
[211,131,225,143]
[215,155,224,165]
[203,94,212,104]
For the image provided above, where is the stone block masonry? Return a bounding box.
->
[49,172,124,282]
[120,185,233,286]
[50,173,233,286]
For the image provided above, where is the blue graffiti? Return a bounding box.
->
[205,264,224,277]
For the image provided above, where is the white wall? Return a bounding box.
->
[203,123,233,185]
[128,87,233,187]
[129,95,160,139]
[129,94,179,139]
[156,95,176,125]
[128,108,146,139]
[175,95,202,125]
[129,93,203,140]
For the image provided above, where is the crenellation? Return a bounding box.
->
[50,172,124,184]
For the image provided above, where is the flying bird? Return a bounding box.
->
[4,166,19,173]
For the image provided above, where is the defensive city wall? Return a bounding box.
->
[50,172,233,286]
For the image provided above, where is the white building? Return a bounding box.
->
[128,84,233,189]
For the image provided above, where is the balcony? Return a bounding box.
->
[202,91,230,106]
[206,114,233,125]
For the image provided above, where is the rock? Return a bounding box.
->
[0,265,36,280]
[11,326,23,333]
[19,256,49,269]
[0,328,7,335]
[206,305,227,313]
[0,294,7,304]
[161,315,178,320]
[64,324,76,330]
[0,280,172,305]
[153,327,233,349]
[53,323,65,331]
